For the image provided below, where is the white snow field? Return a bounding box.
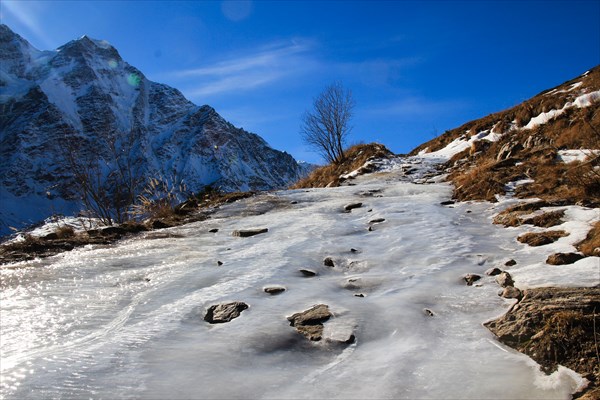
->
[1,157,597,399]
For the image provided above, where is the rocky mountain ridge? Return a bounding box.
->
[0,25,310,236]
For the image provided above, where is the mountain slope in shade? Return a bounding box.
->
[412,65,600,203]
[0,25,309,235]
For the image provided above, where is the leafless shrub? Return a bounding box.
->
[301,82,355,164]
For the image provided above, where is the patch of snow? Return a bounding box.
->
[557,149,599,163]
[524,90,600,130]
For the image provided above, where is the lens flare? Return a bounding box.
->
[127,73,141,87]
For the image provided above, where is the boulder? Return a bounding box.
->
[546,252,585,265]
[323,257,335,267]
[299,269,317,277]
[505,259,517,266]
[463,273,481,286]
[204,301,249,324]
[287,304,332,341]
[232,228,268,237]
[495,271,514,287]
[209,228,219,233]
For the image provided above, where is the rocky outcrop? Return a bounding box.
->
[546,252,585,265]
[485,287,600,394]
[204,301,249,324]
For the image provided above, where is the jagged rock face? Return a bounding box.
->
[0,24,309,235]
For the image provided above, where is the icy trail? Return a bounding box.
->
[1,158,596,399]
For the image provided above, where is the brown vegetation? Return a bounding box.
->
[291,143,393,189]
[577,221,600,257]
[517,230,568,246]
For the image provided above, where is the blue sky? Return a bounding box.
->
[2,1,599,163]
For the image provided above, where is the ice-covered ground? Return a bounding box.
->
[1,157,597,399]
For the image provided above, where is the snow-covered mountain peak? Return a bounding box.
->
[0,25,310,236]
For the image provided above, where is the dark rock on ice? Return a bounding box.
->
[323,257,335,267]
[485,267,503,276]
[495,271,514,288]
[264,286,286,295]
[344,202,363,212]
[463,273,481,286]
[299,269,317,277]
[287,304,332,341]
[232,228,268,237]
[505,259,517,266]
[204,301,249,324]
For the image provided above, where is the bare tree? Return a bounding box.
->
[301,82,355,164]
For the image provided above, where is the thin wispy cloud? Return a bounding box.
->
[363,97,469,117]
[2,1,53,49]
[169,39,317,97]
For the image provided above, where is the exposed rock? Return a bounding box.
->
[344,202,363,212]
[440,200,455,206]
[495,271,514,288]
[232,228,268,237]
[485,267,503,276]
[368,218,386,224]
[209,228,219,233]
[204,301,249,324]
[499,286,522,299]
[264,286,286,295]
[546,252,585,265]
[350,248,359,253]
[322,319,356,344]
[517,230,568,246]
[463,273,481,286]
[497,141,523,161]
[216,261,223,266]
[323,257,335,267]
[505,259,517,266]
[485,287,600,394]
[299,269,317,277]
[287,304,332,341]
[354,293,365,298]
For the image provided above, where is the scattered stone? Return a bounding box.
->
[144,277,151,282]
[499,286,522,299]
[505,259,517,267]
[204,301,249,324]
[440,200,455,206]
[290,201,298,204]
[368,226,373,232]
[423,308,436,317]
[323,257,335,267]
[354,293,365,298]
[232,228,268,237]
[369,218,385,224]
[209,228,219,233]
[485,267,503,276]
[367,209,373,212]
[216,261,223,266]
[344,202,363,212]
[463,273,481,286]
[322,319,356,344]
[299,269,317,277]
[495,271,514,288]
[350,248,359,253]
[287,304,332,341]
[264,286,286,295]
[546,252,585,265]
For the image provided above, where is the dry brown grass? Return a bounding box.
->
[518,230,568,246]
[291,143,393,189]
[577,221,600,257]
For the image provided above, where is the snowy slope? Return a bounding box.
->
[1,157,596,399]
[0,25,308,236]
